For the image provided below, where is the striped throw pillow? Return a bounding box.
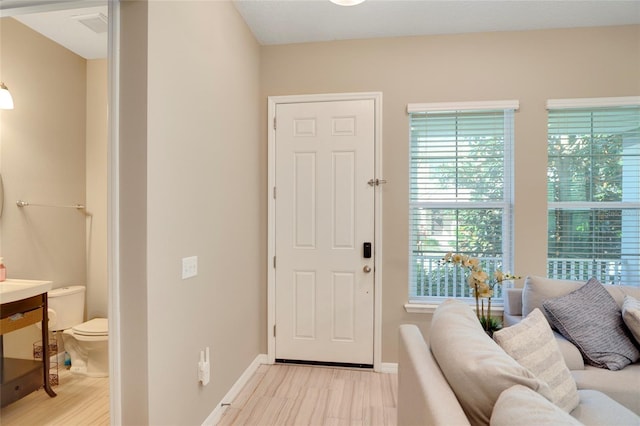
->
[493,308,580,412]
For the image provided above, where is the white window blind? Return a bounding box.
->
[408,102,517,303]
[547,100,640,286]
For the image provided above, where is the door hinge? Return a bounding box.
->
[273,186,276,199]
[273,256,276,268]
[273,116,276,130]
[273,324,276,337]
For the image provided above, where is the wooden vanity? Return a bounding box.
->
[1,281,56,407]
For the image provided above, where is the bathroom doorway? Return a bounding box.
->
[0,0,118,422]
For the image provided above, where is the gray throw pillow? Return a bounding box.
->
[543,278,640,371]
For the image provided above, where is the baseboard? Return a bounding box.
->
[380,362,398,374]
[202,353,268,426]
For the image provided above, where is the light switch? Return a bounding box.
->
[182,256,198,279]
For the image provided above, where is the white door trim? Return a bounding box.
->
[267,92,383,371]
[107,1,122,424]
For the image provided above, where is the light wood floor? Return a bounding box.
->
[1,363,395,426]
[218,364,398,426]
[0,367,110,426]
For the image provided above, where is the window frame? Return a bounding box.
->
[407,100,519,307]
[546,96,640,286]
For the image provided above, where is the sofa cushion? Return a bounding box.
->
[522,275,640,318]
[493,308,579,412]
[490,385,582,426]
[543,278,640,371]
[522,276,583,317]
[622,295,640,345]
[571,390,640,425]
[603,284,640,307]
[572,364,640,415]
[430,299,552,426]
[554,331,585,370]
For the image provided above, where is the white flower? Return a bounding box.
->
[441,251,522,333]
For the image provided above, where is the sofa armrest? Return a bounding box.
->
[503,288,523,326]
[398,324,470,426]
[504,288,523,316]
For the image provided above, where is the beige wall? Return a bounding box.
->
[86,59,108,319]
[0,17,86,287]
[119,1,262,423]
[261,25,640,362]
[0,17,87,357]
[118,0,149,422]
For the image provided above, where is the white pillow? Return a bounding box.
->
[493,308,579,412]
[622,295,640,345]
[490,385,582,426]
[430,299,552,426]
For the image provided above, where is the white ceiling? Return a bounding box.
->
[0,1,108,59]
[234,0,640,46]
[13,5,108,59]
[1,0,639,59]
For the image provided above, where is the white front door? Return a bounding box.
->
[274,99,375,365]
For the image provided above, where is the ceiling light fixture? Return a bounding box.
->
[0,82,14,110]
[330,0,366,6]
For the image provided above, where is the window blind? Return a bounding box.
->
[409,106,515,302]
[547,102,640,286]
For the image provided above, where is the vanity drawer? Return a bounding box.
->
[1,358,44,407]
[0,307,43,334]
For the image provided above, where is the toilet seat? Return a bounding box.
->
[72,318,108,336]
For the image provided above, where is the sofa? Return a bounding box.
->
[504,276,640,413]
[398,276,640,426]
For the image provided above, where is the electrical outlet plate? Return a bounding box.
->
[182,256,198,279]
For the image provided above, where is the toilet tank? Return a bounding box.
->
[48,285,86,331]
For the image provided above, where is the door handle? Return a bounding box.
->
[363,265,372,273]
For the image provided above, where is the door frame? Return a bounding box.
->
[107,0,122,423]
[267,92,383,371]
[1,0,122,422]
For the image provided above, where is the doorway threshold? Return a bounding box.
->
[275,359,373,369]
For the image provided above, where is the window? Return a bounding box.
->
[408,101,518,303]
[547,97,640,286]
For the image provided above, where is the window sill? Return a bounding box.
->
[404,303,505,315]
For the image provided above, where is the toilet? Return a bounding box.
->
[47,286,109,378]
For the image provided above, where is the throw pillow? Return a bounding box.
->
[542,277,640,370]
[490,385,582,426]
[493,308,579,412]
[622,295,640,345]
[523,275,640,317]
[430,299,553,426]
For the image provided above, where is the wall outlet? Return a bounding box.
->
[182,256,198,279]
